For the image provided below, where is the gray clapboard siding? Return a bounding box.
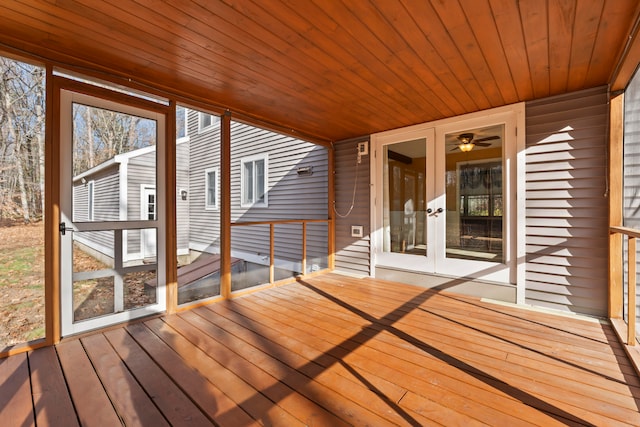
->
[525,86,609,317]
[73,165,119,254]
[186,118,328,271]
[186,111,221,252]
[176,140,190,253]
[333,137,370,276]
[126,152,156,254]
[229,121,328,267]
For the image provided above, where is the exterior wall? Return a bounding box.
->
[340,87,608,317]
[333,137,371,276]
[186,110,221,253]
[230,121,329,271]
[187,117,329,272]
[73,164,119,256]
[126,151,156,255]
[176,140,190,254]
[525,86,609,316]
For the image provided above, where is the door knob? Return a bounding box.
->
[436,207,443,213]
[426,208,433,214]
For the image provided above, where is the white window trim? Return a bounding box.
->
[240,153,268,208]
[87,180,95,221]
[198,112,220,133]
[205,166,219,210]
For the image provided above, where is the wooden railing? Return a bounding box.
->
[610,226,639,346]
[231,219,332,284]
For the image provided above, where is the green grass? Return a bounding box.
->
[0,246,43,287]
[25,326,45,341]
[7,301,36,311]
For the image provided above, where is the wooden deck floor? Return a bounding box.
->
[1,273,640,426]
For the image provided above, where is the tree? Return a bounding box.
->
[0,57,45,222]
[72,104,155,176]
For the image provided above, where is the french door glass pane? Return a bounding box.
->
[445,125,504,263]
[382,138,427,255]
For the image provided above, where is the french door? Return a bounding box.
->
[59,86,166,336]
[372,111,518,284]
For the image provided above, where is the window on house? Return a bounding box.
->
[205,167,219,209]
[241,154,268,207]
[198,112,220,133]
[176,105,188,140]
[87,180,95,221]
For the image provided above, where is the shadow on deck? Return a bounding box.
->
[1,273,639,426]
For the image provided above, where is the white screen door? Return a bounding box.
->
[59,88,166,336]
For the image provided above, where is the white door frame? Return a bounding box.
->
[370,104,526,300]
[59,88,167,336]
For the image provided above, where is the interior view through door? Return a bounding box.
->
[376,119,512,283]
[59,86,166,336]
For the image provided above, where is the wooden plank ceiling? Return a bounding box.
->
[1,1,639,142]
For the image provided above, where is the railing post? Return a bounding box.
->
[302,221,307,275]
[629,236,637,346]
[269,223,275,284]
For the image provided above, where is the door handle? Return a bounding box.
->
[59,222,72,235]
[436,207,444,213]
[426,208,433,214]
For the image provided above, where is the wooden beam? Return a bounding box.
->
[610,2,640,91]
[49,68,61,344]
[220,111,232,298]
[609,93,624,318]
[328,145,336,271]
[629,237,637,346]
[165,101,178,314]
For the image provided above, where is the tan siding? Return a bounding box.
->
[186,110,221,252]
[229,121,328,268]
[73,165,119,255]
[525,86,609,316]
[176,141,190,252]
[334,138,370,276]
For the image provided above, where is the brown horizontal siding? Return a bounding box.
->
[525,86,609,316]
[334,138,370,276]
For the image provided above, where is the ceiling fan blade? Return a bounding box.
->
[475,142,492,147]
[474,135,500,143]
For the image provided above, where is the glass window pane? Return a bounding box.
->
[445,125,504,263]
[256,159,265,203]
[244,161,254,203]
[382,139,427,255]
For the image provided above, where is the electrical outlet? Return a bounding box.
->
[357,141,368,156]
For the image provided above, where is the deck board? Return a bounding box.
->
[28,346,80,427]
[56,339,122,427]
[0,353,35,427]
[2,274,640,426]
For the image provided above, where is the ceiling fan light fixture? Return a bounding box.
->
[458,142,474,152]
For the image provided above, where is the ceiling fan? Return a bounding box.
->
[452,133,500,152]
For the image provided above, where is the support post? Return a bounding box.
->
[220,111,232,298]
[609,93,624,318]
[630,237,637,346]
